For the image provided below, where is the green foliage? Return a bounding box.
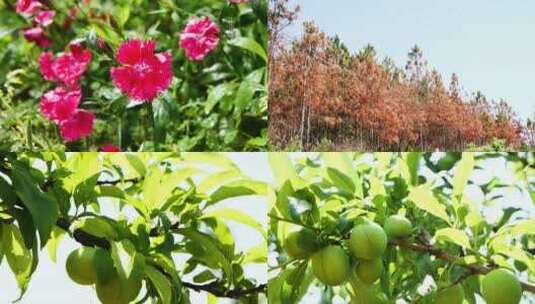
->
[0,152,267,302]
[268,152,535,303]
[0,0,267,151]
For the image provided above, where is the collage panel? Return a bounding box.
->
[0,0,267,152]
[268,152,535,303]
[0,152,268,303]
[268,0,534,151]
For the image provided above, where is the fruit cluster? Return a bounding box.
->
[282,215,523,304]
[66,247,142,304]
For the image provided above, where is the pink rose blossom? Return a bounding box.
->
[38,43,92,87]
[35,10,55,27]
[100,144,121,152]
[59,110,95,142]
[110,39,173,101]
[40,87,81,122]
[23,27,51,47]
[179,16,220,61]
[16,0,42,17]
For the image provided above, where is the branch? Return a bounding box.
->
[181,281,266,298]
[55,217,111,249]
[389,239,535,293]
[96,177,141,186]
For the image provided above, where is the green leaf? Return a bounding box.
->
[228,37,267,61]
[402,152,421,186]
[193,270,216,283]
[180,229,233,281]
[205,82,237,114]
[453,153,475,197]
[322,152,362,197]
[10,163,59,246]
[197,170,243,194]
[408,184,450,224]
[64,153,101,193]
[435,228,471,249]
[369,176,387,199]
[181,153,239,171]
[209,180,267,205]
[494,219,535,238]
[113,5,130,27]
[95,185,125,199]
[268,153,298,188]
[110,240,144,281]
[145,265,173,304]
[243,245,267,264]
[75,217,118,239]
[204,208,266,239]
[326,167,356,194]
[235,68,264,111]
[2,224,33,298]
[143,166,200,210]
[125,154,147,177]
[0,176,16,205]
[46,227,64,263]
[235,74,256,111]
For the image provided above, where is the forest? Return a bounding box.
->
[268,0,535,151]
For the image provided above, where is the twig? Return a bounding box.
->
[389,239,535,293]
[181,281,266,298]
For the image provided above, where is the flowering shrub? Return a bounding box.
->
[0,0,268,151]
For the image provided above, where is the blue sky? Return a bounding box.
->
[288,0,535,120]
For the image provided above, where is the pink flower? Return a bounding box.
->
[23,27,51,47]
[38,43,92,87]
[59,110,95,142]
[35,10,55,27]
[40,87,81,122]
[100,144,121,152]
[179,16,220,61]
[110,39,173,101]
[16,0,42,17]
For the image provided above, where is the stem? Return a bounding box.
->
[147,102,159,150]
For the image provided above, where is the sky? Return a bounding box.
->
[0,153,272,304]
[287,0,535,120]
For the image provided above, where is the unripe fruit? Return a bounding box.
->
[66,247,98,285]
[351,284,388,304]
[349,223,387,260]
[481,269,522,304]
[355,258,383,284]
[96,269,141,304]
[435,284,464,304]
[96,275,127,304]
[383,215,412,238]
[311,245,350,286]
[283,229,319,259]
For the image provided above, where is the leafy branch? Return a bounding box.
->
[55,216,266,299]
[389,238,535,293]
